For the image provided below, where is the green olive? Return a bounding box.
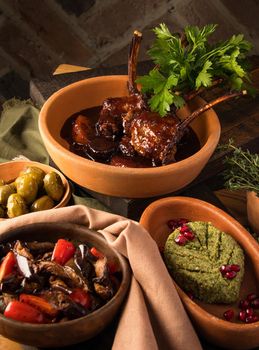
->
[0,184,16,206]
[20,166,45,188]
[7,194,28,218]
[43,172,64,201]
[0,205,5,218]
[31,195,55,212]
[8,181,16,191]
[15,174,38,204]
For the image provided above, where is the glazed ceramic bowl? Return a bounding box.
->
[38,75,221,198]
[140,196,259,350]
[0,222,130,347]
[0,160,71,218]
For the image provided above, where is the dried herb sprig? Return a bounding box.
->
[218,139,259,194]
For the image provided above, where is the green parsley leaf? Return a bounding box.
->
[195,60,212,89]
[138,23,253,116]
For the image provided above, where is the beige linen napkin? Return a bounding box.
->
[0,205,202,350]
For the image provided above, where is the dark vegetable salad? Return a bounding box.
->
[0,238,121,323]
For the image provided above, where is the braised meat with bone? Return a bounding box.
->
[71,31,246,167]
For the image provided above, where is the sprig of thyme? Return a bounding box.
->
[137,23,253,116]
[218,139,259,194]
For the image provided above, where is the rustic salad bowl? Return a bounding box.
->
[140,196,259,350]
[38,75,221,198]
[0,222,131,347]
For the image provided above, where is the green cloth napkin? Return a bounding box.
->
[0,98,49,164]
[72,192,111,212]
[0,98,110,212]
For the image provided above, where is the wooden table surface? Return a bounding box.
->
[1,62,259,350]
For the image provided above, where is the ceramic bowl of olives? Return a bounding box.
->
[0,222,130,347]
[0,160,71,219]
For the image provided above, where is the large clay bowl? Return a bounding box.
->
[140,196,259,350]
[0,222,130,348]
[38,75,220,198]
[0,160,71,218]
[247,191,259,234]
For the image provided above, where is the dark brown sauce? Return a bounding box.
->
[61,106,201,167]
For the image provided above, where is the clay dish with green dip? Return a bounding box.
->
[140,196,259,350]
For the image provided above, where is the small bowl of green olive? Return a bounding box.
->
[0,161,71,219]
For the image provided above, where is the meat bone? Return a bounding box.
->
[125,31,247,164]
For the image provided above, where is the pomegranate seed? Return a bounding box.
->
[167,218,189,230]
[187,291,194,300]
[167,219,179,230]
[239,310,246,322]
[178,218,188,225]
[220,265,232,274]
[183,230,195,241]
[225,271,237,279]
[251,298,259,309]
[245,315,259,323]
[246,293,258,302]
[175,234,188,246]
[245,308,254,317]
[239,299,250,309]
[180,225,189,233]
[229,264,240,272]
[223,309,234,321]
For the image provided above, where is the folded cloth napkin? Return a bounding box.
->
[0,98,48,164]
[0,98,112,211]
[0,205,202,350]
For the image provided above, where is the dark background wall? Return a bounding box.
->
[0,0,259,99]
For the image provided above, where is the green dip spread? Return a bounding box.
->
[164,221,245,304]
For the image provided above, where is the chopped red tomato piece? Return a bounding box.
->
[70,288,92,309]
[19,294,58,317]
[4,300,45,324]
[90,247,104,259]
[51,239,75,265]
[0,251,16,283]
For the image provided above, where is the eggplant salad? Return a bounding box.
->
[0,238,121,324]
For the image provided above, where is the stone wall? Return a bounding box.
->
[0,0,259,81]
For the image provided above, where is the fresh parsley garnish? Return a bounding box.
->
[137,23,253,116]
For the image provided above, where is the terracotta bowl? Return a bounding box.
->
[139,196,259,350]
[247,191,259,234]
[0,160,71,218]
[38,75,221,198]
[0,222,131,347]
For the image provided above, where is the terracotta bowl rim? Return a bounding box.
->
[139,196,259,331]
[39,75,221,175]
[0,221,131,329]
[0,160,71,211]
